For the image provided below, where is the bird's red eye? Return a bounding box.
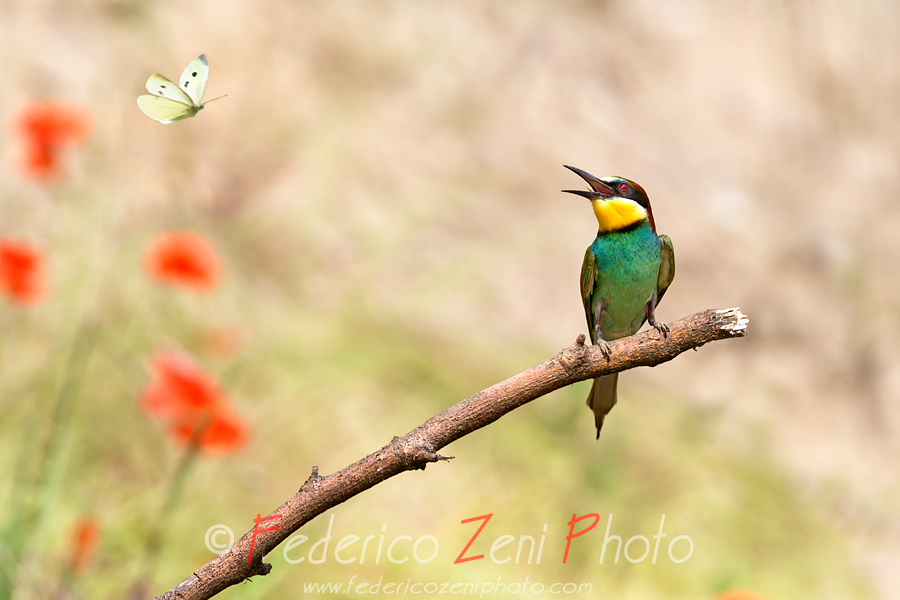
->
[618,182,629,192]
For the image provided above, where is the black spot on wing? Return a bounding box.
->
[192,71,197,77]
[184,81,190,87]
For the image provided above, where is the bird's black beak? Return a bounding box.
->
[562,165,616,199]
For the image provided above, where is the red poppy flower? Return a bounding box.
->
[16,102,90,181]
[172,405,249,454]
[142,352,248,454]
[143,352,220,417]
[145,232,221,291]
[0,240,46,304]
[68,518,99,573]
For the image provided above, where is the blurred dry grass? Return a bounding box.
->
[2,1,900,599]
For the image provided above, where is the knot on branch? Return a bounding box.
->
[391,436,453,470]
[557,334,589,371]
[247,559,272,578]
[299,465,324,492]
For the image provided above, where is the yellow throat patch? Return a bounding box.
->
[591,198,648,233]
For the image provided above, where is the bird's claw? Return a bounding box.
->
[649,319,669,338]
[596,339,611,361]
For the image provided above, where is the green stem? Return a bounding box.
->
[0,320,99,600]
[141,442,200,582]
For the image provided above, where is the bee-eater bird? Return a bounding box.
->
[563,166,675,438]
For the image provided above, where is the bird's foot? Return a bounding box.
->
[648,316,669,338]
[596,339,611,361]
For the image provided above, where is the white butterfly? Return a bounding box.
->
[137,54,225,123]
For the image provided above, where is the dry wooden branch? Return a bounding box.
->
[155,307,748,600]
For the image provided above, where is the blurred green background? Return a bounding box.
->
[1,1,898,599]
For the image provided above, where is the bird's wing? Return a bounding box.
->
[581,247,599,344]
[656,234,675,303]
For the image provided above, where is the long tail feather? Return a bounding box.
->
[586,373,618,439]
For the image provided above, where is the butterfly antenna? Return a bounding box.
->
[203,94,228,105]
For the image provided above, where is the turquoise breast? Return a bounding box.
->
[589,223,661,341]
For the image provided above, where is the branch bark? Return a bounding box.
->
[155,307,748,600]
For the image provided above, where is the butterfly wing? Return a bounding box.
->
[179,54,209,106]
[144,73,194,105]
[137,95,198,124]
